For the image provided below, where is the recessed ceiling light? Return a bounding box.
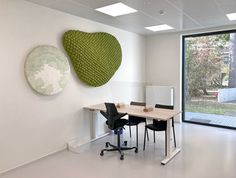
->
[95,2,137,17]
[226,12,236,21]
[145,24,174,32]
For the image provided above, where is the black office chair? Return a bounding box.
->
[143,104,177,155]
[100,103,138,160]
[126,101,149,149]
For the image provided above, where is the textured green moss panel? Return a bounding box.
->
[63,30,122,87]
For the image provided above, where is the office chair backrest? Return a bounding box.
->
[130,101,146,107]
[155,104,174,110]
[129,101,146,121]
[102,103,119,130]
[154,104,174,128]
[105,103,118,116]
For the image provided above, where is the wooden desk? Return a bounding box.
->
[84,103,181,165]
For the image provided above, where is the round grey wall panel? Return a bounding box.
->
[25,45,70,95]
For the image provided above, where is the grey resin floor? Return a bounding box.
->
[1,123,236,178]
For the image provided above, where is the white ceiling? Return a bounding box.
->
[26,0,236,35]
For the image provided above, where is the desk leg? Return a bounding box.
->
[91,111,99,139]
[161,119,181,165]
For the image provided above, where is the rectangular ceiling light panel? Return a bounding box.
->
[95,2,137,17]
[227,13,236,21]
[145,24,174,32]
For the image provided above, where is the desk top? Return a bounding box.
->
[84,103,181,121]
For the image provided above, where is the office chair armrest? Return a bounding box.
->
[111,113,128,125]
[120,112,128,118]
[114,113,127,120]
[100,111,109,119]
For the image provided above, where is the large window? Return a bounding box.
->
[182,30,236,129]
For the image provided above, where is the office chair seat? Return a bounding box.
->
[143,104,177,156]
[145,120,167,131]
[125,101,149,149]
[126,117,146,126]
[106,119,128,128]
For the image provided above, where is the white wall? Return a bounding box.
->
[146,33,182,121]
[0,0,146,173]
[146,25,236,122]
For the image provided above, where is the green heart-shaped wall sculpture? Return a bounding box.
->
[63,30,122,87]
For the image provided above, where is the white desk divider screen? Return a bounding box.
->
[146,86,174,106]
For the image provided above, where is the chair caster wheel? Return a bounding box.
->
[105,142,109,147]
[120,155,124,160]
[124,141,127,146]
[135,148,138,153]
[100,151,104,156]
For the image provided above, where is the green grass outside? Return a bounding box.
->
[186,100,236,115]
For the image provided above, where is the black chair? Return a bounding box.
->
[143,104,177,155]
[100,103,138,160]
[126,101,149,149]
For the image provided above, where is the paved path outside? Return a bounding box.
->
[185,112,236,128]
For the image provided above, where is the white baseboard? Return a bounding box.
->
[67,132,111,153]
[0,132,111,175]
[0,145,67,175]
